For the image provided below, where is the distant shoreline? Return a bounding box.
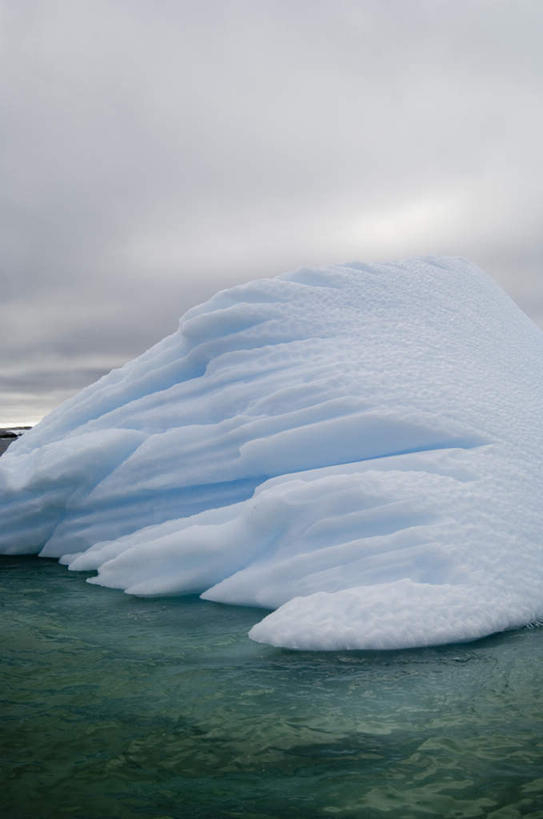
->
[0,427,32,456]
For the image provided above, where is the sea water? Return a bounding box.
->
[2,556,543,818]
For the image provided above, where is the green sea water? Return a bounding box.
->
[1,556,543,818]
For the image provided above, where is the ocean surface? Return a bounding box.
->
[2,555,543,818]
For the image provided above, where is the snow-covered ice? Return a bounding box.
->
[2,256,543,650]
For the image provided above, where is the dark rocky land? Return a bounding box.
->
[0,427,31,456]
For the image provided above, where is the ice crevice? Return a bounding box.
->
[2,256,543,650]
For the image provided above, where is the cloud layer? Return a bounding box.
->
[2,0,543,423]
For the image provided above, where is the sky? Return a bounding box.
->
[2,0,543,425]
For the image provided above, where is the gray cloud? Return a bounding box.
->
[1,0,543,423]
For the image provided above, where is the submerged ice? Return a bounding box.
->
[2,256,543,649]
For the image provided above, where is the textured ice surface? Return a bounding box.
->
[2,257,543,650]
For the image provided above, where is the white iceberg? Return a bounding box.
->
[2,256,543,650]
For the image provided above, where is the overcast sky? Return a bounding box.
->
[2,0,543,424]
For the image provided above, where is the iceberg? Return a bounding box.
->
[2,256,543,650]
